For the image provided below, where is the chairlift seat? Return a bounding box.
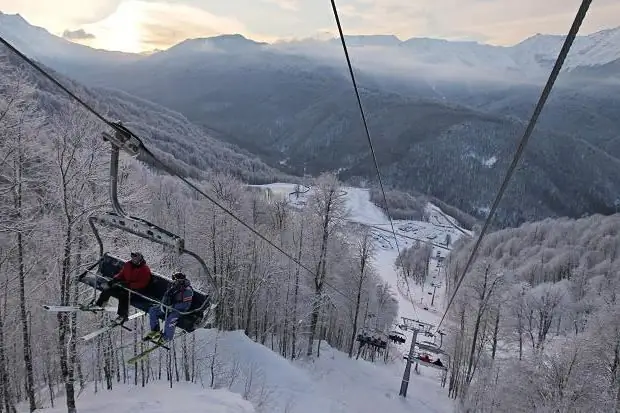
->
[79,253,212,332]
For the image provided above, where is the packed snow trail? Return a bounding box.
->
[254,183,470,328]
[193,329,453,413]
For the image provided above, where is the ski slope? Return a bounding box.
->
[34,329,454,413]
[255,182,471,371]
[255,183,470,326]
[197,329,453,412]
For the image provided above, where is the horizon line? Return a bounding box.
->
[2,10,619,55]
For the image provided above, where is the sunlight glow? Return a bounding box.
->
[83,2,143,53]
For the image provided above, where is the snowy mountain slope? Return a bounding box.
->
[89,42,620,229]
[0,12,139,68]
[5,12,618,230]
[253,183,470,330]
[252,183,468,393]
[188,329,453,413]
[2,11,619,81]
[512,27,620,69]
[0,41,288,184]
[275,28,620,80]
[37,329,454,413]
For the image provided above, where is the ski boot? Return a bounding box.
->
[143,330,159,340]
[112,315,128,325]
[144,330,167,345]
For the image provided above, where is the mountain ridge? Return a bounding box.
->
[0,42,290,185]
[2,10,620,72]
[2,11,619,229]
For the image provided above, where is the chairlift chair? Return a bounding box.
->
[77,124,219,333]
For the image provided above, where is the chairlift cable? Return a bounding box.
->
[435,0,593,332]
[329,0,419,316]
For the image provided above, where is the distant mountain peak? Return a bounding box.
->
[338,34,403,47]
[211,33,249,40]
[1,11,33,27]
[2,10,620,75]
[208,33,267,46]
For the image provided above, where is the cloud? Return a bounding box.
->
[134,1,256,49]
[4,0,619,52]
[62,28,96,40]
[0,0,121,30]
[75,0,275,52]
[262,0,299,11]
[335,0,620,45]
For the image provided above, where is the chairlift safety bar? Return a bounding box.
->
[89,212,185,254]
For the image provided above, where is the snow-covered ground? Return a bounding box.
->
[32,183,465,413]
[33,329,453,413]
[255,183,470,398]
[256,183,471,329]
[35,381,255,413]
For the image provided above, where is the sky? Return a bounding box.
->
[1,0,619,53]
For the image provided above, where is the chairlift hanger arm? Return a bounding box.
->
[104,125,141,217]
[109,146,125,216]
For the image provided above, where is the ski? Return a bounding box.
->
[126,345,159,364]
[79,311,145,342]
[126,330,192,364]
[127,342,169,364]
[42,304,114,313]
[141,335,171,350]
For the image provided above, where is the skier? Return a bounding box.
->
[144,271,193,343]
[419,353,431,363]
[93,252,153,324]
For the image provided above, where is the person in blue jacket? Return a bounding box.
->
[145,272,193,343]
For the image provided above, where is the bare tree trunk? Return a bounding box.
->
[58,226,77,413]
[0,301,16,413]
[13,139,36,412]
[72,228,86,391]
[182,335,190,382]
[349,231,372,358]
[307,205,331,357]
[307,290,322,357]
[291,223,302,360]
[491,307,500,360]
[17,232,35,411]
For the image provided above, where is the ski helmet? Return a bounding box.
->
[130,252,143,264]
[172,272,186,280]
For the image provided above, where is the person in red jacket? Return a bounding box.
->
[94,252,152,324]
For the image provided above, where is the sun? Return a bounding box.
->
[82,2,144,53]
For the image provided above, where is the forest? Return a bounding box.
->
[443,213,620,412]
[0,51,398,412]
